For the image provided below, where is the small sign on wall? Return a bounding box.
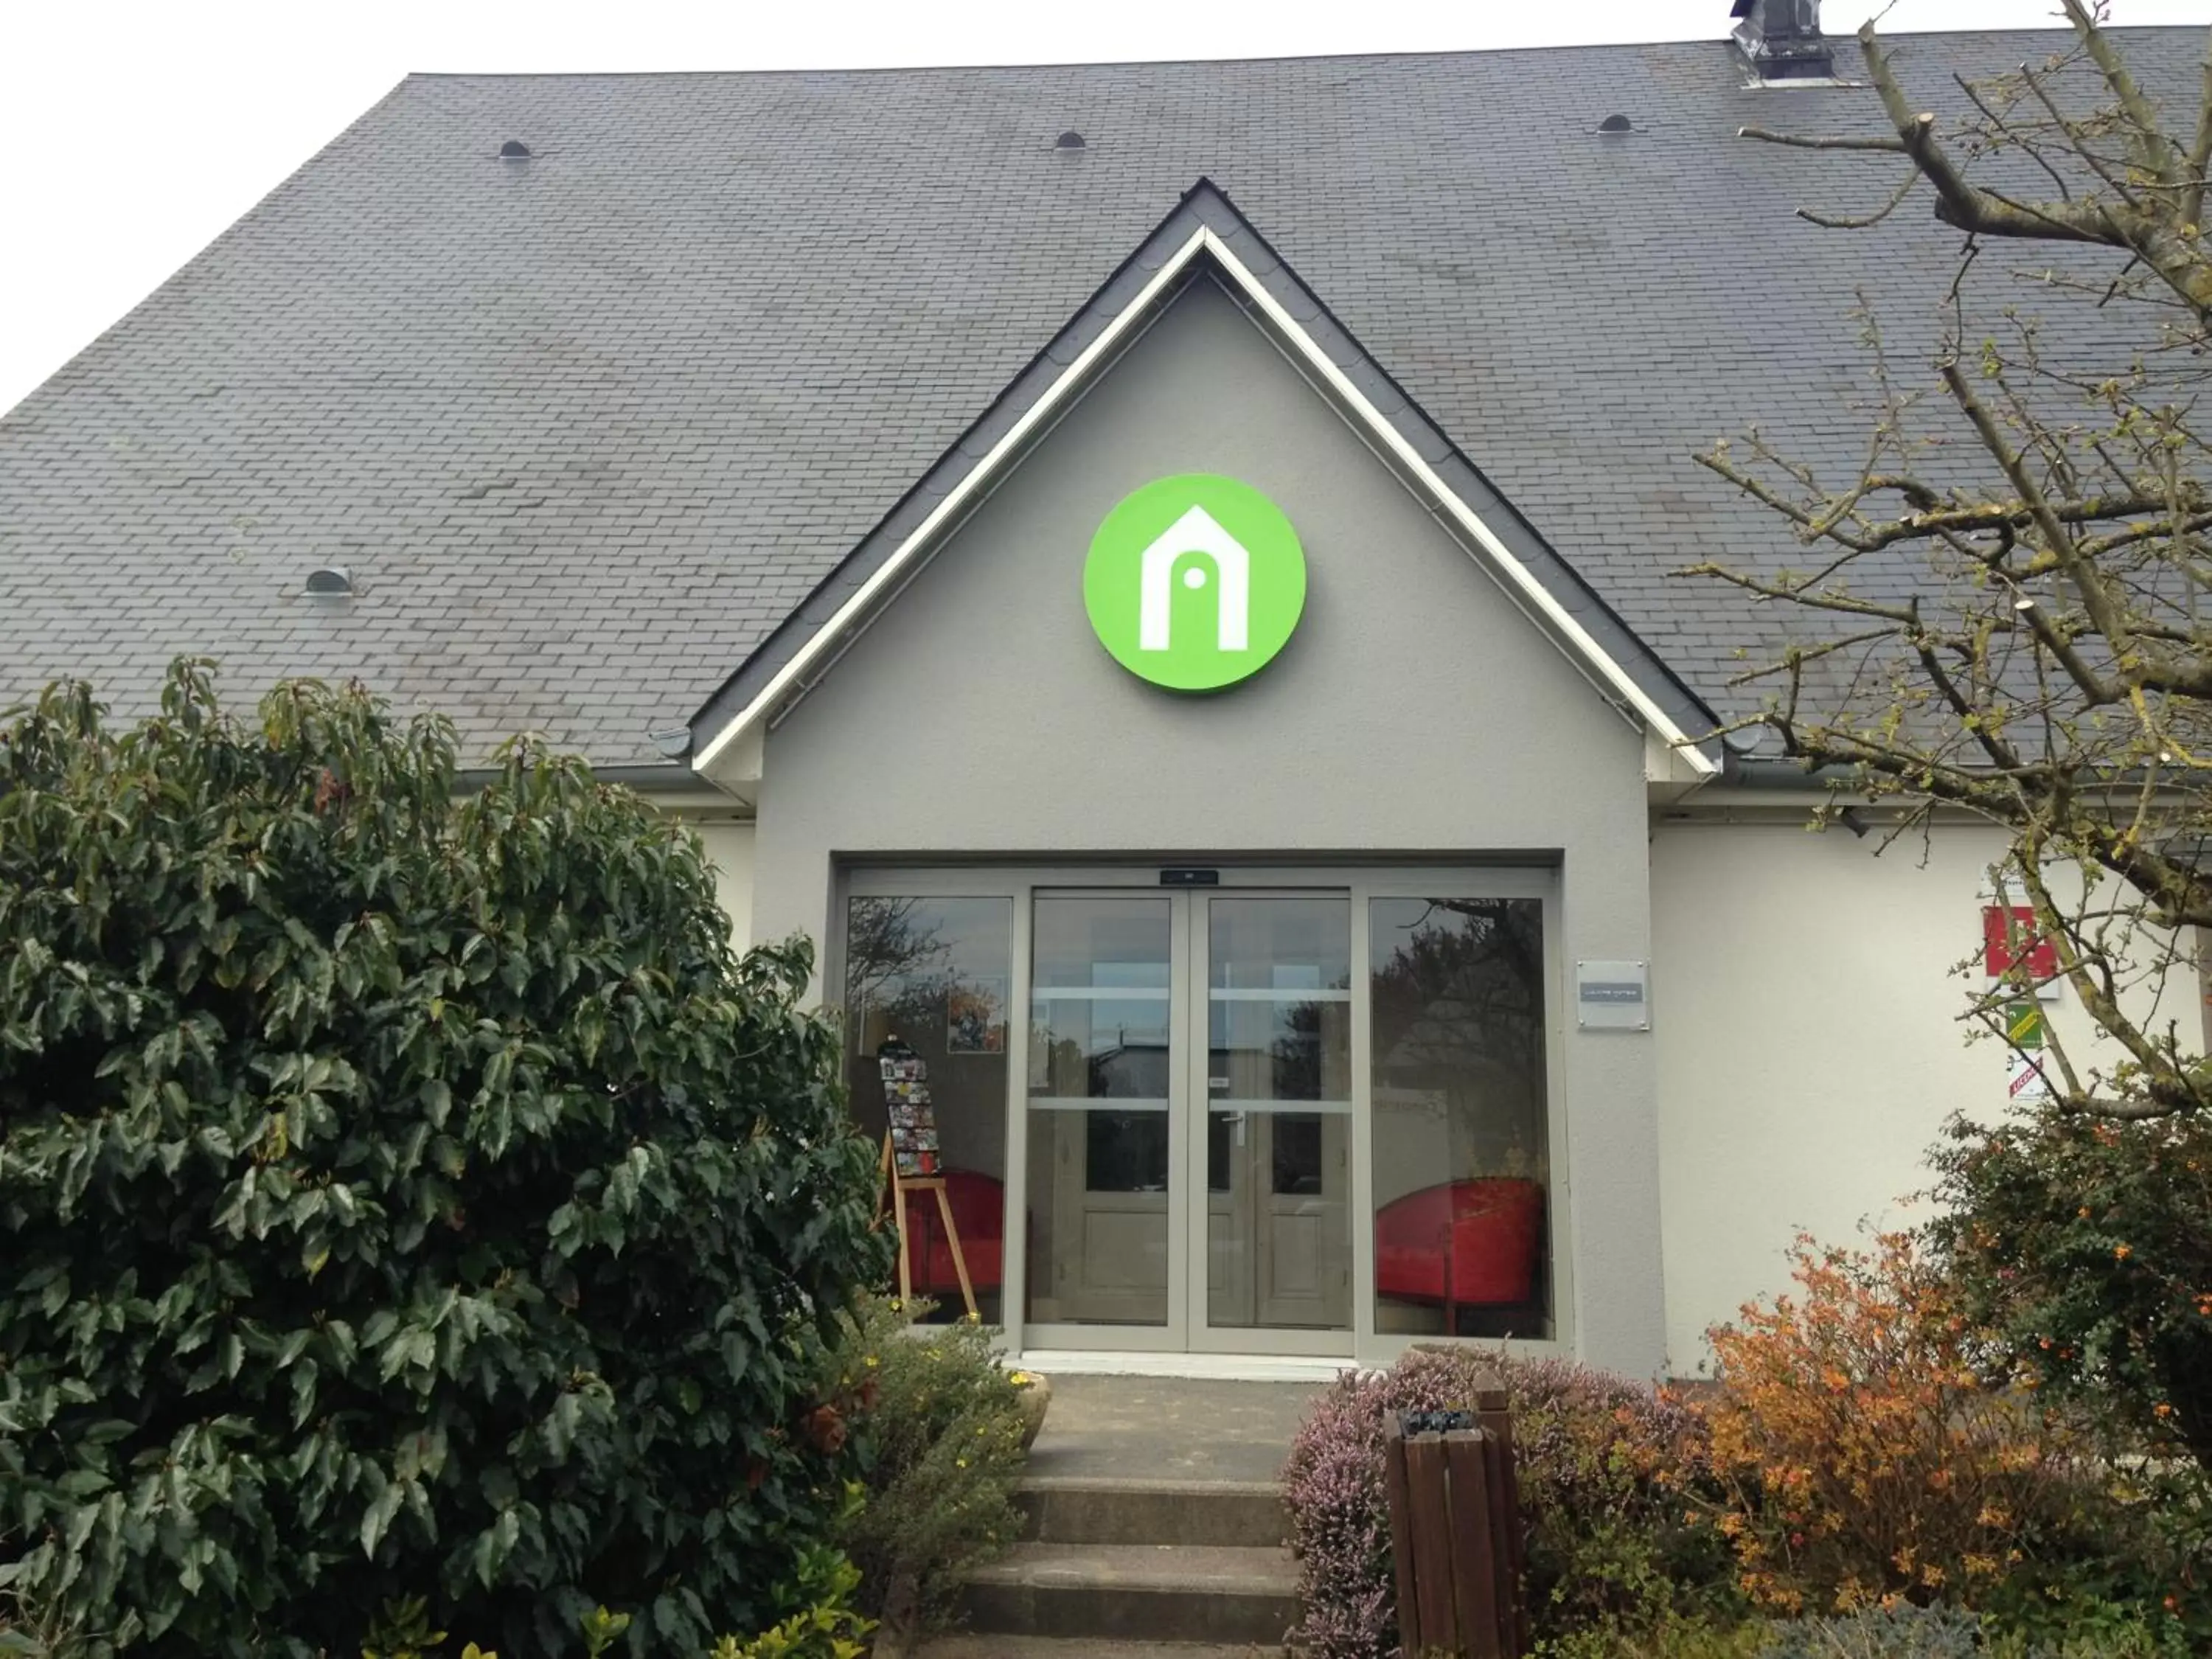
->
[1576,960,1649,1031]
[2004,1000,2053,1103]
[1982,905,2062,1003]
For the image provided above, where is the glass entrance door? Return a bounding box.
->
[1194,894,1354,1353]
[849,865,1559,1363]
[1023,894,1181,1334]
[1020,887,1352,1354]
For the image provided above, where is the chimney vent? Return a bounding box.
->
[1731,0,1834,82]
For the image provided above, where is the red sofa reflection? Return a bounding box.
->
[900,1168,1006,1298]
[1373,1178,1544,1331]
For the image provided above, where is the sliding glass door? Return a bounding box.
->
[840,866,1562,1362]
[1198,895,1354,1351]
[1015,888,1354,1354]
[1023,894,1180,1331]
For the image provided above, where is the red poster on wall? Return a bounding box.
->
[1983,905,2059,982]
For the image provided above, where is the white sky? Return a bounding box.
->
[1,1,2202,416]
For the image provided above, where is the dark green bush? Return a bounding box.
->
[0,665,891,1655]
[1927,1107,2212,1478]
[826,1298,1025,1639]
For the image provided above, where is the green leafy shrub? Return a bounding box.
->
[358,1596,496,1658]
[0,666,891,1655]
[1928,1107,2212,1478]
[0,1581,94,1659]
[1281,1346,1742,1658]
[706,1545,872,1659]
[826,1298,1025,1638]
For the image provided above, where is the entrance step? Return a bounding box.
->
[1019,1476,1288,1548]
[918,1640,1282,1658]
[960,1542,1298,1646]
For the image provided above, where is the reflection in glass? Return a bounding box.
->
[844,897,1012,1325]
[1205,897,1352,1333]
[1025,897,1173,1327]
[1368,898,1551,1340]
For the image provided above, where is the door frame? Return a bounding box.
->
[1023,883,1192,1351]
[1183,886,1356,1358]
[835,861,1572,1366]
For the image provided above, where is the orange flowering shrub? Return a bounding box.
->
[1700,1231,2086,1615]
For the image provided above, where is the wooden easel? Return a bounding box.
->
[874,1037,979,1321]
[879,1132,978,1320]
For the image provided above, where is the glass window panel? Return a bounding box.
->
[1025,897,1173,1328]
[1368,897,1552,1341]
[844,896,1011,1326]
[1206,897,1352,1334]
[1271,1114,1324,1196]
[1206,897,1352,1108]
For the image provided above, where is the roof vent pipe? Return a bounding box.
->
[1730,0,1834,82]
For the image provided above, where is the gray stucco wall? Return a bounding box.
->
[749,272,1667,1374]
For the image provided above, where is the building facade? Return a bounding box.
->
[4,15,2202,1375]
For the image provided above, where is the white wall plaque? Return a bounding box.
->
[1576,960,1649,1031]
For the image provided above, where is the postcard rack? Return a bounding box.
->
[875,1039,978,1320]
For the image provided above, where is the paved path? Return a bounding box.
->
[910,1372,1324,1655]
[1021,1374,1322,1486]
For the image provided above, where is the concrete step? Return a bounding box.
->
[1018,1476,1288,1548]
[918,1640,1282,1658]
[961,1542,1298,1646]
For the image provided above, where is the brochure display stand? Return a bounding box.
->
[876,1040,978,1319]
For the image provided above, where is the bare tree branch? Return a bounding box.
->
[1697,13,2212,1119]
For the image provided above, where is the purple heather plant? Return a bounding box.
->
[1281,1348,1740,1658]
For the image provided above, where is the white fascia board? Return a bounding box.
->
[1195,230,1717,776]
[693,222,1717,780]
[693,228,1214,775]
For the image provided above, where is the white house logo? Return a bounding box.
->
[1139,505,1251,653]
[1084,475,1306,691]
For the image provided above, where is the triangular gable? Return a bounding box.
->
[688,179,1720,781]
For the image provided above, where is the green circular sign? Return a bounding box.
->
[1082,474,1307,692]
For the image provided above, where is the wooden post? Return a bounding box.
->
[1444,1429,1501,1658]
[1472,1377,1528,1654]
[1383,1416,1425,1655]
[1403,1430,1457,1647]
[1384,1401,1528,1659]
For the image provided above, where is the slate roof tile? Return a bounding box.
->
[1,31,2200,765]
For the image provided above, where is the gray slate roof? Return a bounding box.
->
[0,29,2199,768]
[689,179,1724,759]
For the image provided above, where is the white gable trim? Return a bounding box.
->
[1200,231,1718,777]
[693,225,1717,779]
[692,227,1209,775]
